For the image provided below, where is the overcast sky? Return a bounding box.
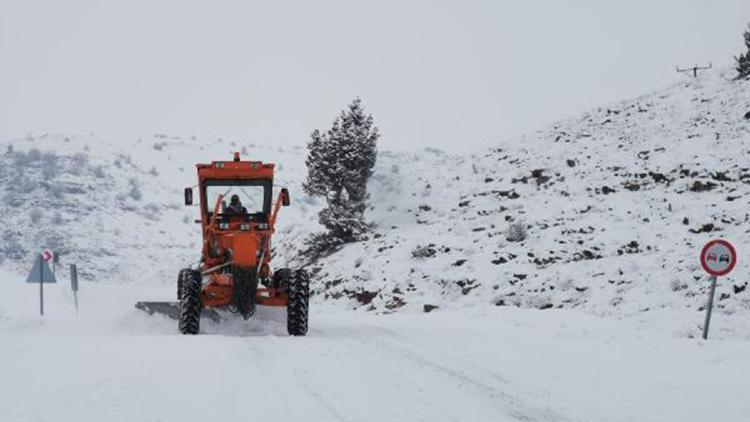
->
[0,0,748,151]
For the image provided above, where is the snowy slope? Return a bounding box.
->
[0,69,749,326]
[0,134,317,283]
[294,69,750,326]
[2,70,750,422]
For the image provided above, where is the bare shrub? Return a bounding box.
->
[93,165,105,178]
[41,155,59,179]
[505,221,527,242]
[30,209,43,224]
[49,183,65,199]
[128,178,142,201]
[671,279,687,292]
[27,148,41,162]
[72,152,88,166]
[71,153,89,175]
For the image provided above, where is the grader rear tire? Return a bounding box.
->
[287,269,310,336]
[178,269,202,335]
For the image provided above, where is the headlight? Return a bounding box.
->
[219,222,229,230]
[240,223,251,231]
[257,223,269,230]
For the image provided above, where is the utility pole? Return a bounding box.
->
[676,62,712,78]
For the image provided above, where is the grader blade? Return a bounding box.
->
[135,301,223,323]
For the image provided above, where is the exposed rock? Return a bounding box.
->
[689,223,720,234]
[354,290,379,305]
[689,180,717,192]
[412,245,436,259]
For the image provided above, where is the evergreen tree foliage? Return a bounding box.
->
[736,24,750,80]
[304,98,379,246]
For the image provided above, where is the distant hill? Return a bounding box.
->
[1,69,749,317]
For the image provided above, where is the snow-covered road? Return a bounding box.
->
[1,308,563,422]
[2,278,750,422]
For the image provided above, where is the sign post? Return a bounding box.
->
[703,276,718,340]
[699,239,737,340]
[26,253,58,316]
[70,264,79,315]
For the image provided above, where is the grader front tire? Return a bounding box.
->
[178,269,202,335]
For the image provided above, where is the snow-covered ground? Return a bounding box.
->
[2,69,750,421]
[1,70,750,320]
[303,69,750,319]
[2,265,749,422]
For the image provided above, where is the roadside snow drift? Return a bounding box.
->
[1,265,749,422]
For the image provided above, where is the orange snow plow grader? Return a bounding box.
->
[136,152,310,335]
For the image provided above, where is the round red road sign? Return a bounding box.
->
[700,239,737,277]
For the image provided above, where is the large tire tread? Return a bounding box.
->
[178,269,202,335]
[273,268,293,289]
[287,269,310,336]
[233,266,257,319]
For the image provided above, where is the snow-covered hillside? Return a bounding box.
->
[1,69,749,330]
[3,70,750,422]
[297,69,750,322]
[0,135,315,283]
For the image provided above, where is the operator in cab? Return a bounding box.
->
[225,194,247,216]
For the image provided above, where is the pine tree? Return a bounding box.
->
[304,98,379,246]
[736,24,750,80]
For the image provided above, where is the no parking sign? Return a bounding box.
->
[699,239,737,340]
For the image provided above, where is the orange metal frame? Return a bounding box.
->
[195,153,290,309]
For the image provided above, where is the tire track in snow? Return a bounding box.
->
[242,328,471,421]
[233,335,359,422]
[205,320,570,421]
[280,334,460,422]
[299,382,356,422]
[346,325,574,422]
[314,331,466,422]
